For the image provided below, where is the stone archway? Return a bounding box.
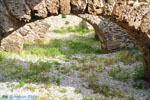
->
[0,14,136,54]
[78,14,136,52]
[0,0,150,79]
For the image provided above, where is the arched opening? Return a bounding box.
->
[0,15,149,99]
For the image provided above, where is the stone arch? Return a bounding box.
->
[78,14,136,52]
[0,14,136,54]
[0,0,150,79]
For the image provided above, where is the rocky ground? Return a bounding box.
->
[0,29,150,100]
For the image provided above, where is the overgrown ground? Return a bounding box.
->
[0,26,150,100]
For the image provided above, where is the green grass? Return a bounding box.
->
[108,65,131,81]
[23,61,52,82]
[23,37,102,58]
[133,65,144,80]
[54,25,94,35]
[1,60,53,83]
[30,61,52,72]
[62,14,67,18]
[63,97,69,100]
[74,89,81,94]
[85,73,122,97]
[60,88,67,93]
[146,98,150,100]
[18,81,25,87]
[65,21,70,24]
[49,24,51,28]
[98,65,105,72]
[128,96,135,100]
[81,97,98,100]
[133,84,144,90]
[117,50,135,65]
[27,84,37,92]
[0,52,4,61]
[24,46,61,57]
[56,75,61,85]
[104,57,118,66]
[0,51,12,61]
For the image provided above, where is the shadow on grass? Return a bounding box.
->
[0,52,106,100]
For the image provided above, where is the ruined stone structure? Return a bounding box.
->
[0,0,150,79]
[78,14,136,52]
[0,20,49,53]
[0,14,136,54]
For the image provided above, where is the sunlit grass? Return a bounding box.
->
[54,25,94,35]
[24,46,61,57]
[0,51,13,61]
[23,36,102,58]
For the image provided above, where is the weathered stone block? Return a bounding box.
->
[88,0,104,14]
[1,32,24,54]
[46,0,59,15]
[60,0,71,14]
[5,0,31,21]
[26,0,48,18]
[71,0,87,14]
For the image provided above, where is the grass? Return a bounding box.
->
[7,83,16,92]
[60,66,71,74]
[98,65,105,72]
[133,65,144,80]
[81,97,98,100]
[23,37,102,58]
[85,73,121,97]
[19,81,25,87]
[74,89,81,94]
[27,84,37,92]
[146,98,150,100]
[133,84,144,90]
[117,50,135,65]
[0,52,4,61]
[60,88,67,93]
[30,61,52,72]
[88,81,114,97]
[108,65,131,81]
[62,14,67,18]
[0,27,147,99]
[2,31,102,83]
[56,73,61,85]
[1,60,53,83]
[104,57,118,66]
[0,51,12,61]
[63,97,69,100]
[128,96,135,100]
[24,46,61,57]
[135,53,143,62]
[54,25,94,35]
[65,21,70,24]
